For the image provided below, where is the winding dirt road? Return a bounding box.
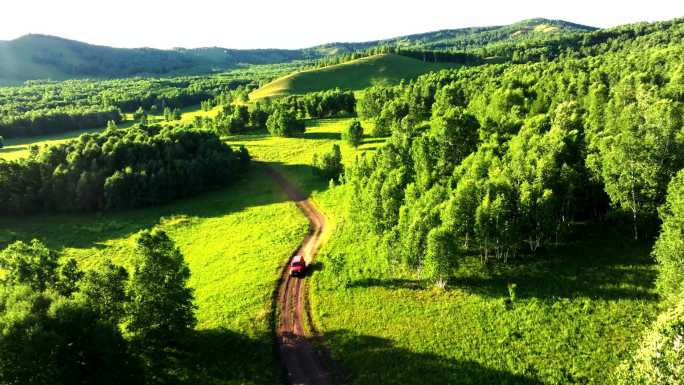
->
[264,165,334,385]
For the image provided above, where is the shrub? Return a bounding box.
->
[342,119,364,147]
[313,144,344,181]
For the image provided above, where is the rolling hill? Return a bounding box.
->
[0,19,594,84]
[249,54,458,99]
[0,35,312,83]
[314,18,596,55]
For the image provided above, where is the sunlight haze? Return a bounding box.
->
[1,0,682,48]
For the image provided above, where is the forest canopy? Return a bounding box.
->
[0,124,250,215]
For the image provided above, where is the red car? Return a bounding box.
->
[289,255,306,277]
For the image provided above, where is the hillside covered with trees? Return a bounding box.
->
[0,18,593,84]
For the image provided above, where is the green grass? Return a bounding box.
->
[310,217,661,385]
[0,164,308,384]
[224,118,382,194]
[249,54,459,99]
[0,115,379,383]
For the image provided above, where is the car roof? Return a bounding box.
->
[292,255,304,263]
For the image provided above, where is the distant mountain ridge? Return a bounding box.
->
[313,19,597,54]
[0,18,595,83]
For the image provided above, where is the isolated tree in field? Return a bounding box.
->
[163,107,173,121]
[81,259,129,324]
[342,119,364,147]
[313,144,343,181]
[0,239,59,292]
[106,120,118,130]
[126,229,196,343]
[172,108,182,120]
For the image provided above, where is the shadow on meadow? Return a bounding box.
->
[223,129,271,142]
[0,161,327,251]
[0,145,27,155]
[347,224,658,302]
[139,328,278,385]
[296,131,342,141]
[324,330,544,385]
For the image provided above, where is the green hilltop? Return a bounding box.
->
[249,54,459,99]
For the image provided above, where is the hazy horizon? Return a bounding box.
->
[1,0,682,50]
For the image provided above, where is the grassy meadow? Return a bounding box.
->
[0,127,310,384]
[311,211,661,384]
[249,54,459,99]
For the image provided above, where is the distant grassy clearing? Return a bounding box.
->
[225,118,381,194]
[250,54,458,100]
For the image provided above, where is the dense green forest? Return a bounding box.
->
[0,229,197,384]
[0,124,250,214]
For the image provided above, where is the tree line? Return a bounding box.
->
[0,123,250,215]
[0,74,260,139]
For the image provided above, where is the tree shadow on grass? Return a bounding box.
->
[361,138,386,145]
[0,145,27,155]
[324,330,544,385]
[347,224,659,302]
[296,131,341,141]
[224,129,271,142]
[346,278,424,291]
[138,328,278,385]
[0,160,328,252]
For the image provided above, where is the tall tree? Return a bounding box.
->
[126,229,196,343]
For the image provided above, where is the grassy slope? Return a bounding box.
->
[250,54,458,99]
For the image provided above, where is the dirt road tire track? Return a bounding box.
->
[264,164,335,385]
